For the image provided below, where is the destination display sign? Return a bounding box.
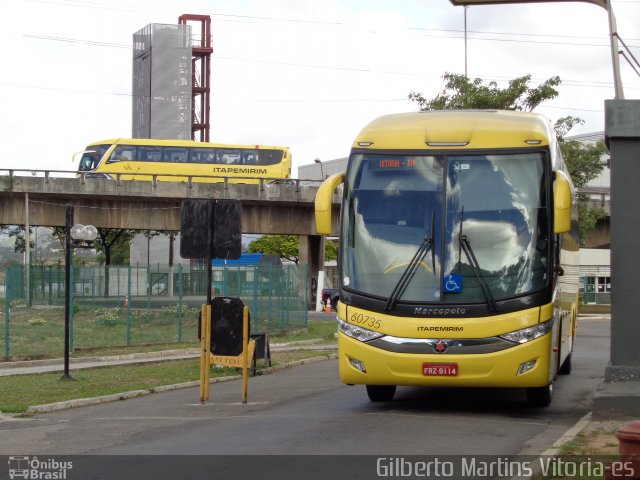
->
[368,156,436,172]
[376,158,417,169]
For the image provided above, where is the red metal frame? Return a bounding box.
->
[179,14,213,142]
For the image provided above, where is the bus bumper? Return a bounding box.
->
[338,331,553,388]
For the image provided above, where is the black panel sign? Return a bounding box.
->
[180,199,214,259]
[180,199,242,260]
[213,200,242,260]
[211,297,246,356]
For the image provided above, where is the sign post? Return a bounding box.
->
[199,303,211,404]
[180,198,243,404]
[205,297,256,403]
[242,305,250,404]
[199,297,255,403]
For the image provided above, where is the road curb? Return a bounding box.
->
[23,353,338,415]
[1,341,333,372]
[0,349,201,370]
[515,412,593,480]
[541,412,593,457]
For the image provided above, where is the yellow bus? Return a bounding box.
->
[74,138,292,183]
[315,110,579,407]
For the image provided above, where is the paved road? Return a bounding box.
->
[0,316,610,480]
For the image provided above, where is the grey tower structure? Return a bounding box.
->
[132,23,192,140]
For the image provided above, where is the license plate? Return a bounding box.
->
[422,363,459,377]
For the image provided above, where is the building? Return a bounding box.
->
[579,248,610,308]
[566,132,611,310]
[297,157,348,180]
[566,131,610,249]
[132,23,192,140]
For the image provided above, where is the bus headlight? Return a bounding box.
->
[499,320,553,344]
[337,318,384,343]
[516,359,537,376]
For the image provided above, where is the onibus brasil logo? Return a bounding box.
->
[8,456,72,479]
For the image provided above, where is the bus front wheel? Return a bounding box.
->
[366,385,396,402]
[526,383,553,407]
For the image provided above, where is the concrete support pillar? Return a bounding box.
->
[594,99,640,418]
[299,234,325,310]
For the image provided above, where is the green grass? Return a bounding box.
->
[1,303,331,359]
[68,320,336,358]
[534,424,622,480]
[2,303,201,358]
[273,319,336,343]
[0,359,218,413]
[0,319,337,413]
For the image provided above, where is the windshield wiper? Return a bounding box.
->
[458,207,498,312]
[385,210,436,311]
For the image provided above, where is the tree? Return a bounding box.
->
[0,225,58,265]
[325,239,337,261]
[247,235,300,263]
[560,136,609,245]
[408,73,561,112]
[95,228,134,266]
[247,235,337,264]
[53,226,135,295]
[92,228,135,296]
[2,225,33,254]
[409,73,606,245]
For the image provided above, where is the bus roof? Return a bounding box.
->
[87,138,289,151]
[352,110,555,151]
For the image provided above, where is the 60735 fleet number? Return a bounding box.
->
[350,313,381,330]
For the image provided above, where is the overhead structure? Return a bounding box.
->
[179,14,214,142]
[448,0,624,98]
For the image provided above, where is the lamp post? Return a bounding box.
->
[464,6,468,77]
[314,157,324,180]
[448,0,624,99]
[61,206,97,381]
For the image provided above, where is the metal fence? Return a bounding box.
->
[581,291,611,305]
[1,263,308,358]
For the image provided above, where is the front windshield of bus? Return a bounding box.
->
[341,152,550,306]
[78,144,111,171]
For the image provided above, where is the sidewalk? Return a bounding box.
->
[0,339,338,377]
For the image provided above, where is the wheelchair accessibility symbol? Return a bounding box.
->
[444,274,462,293]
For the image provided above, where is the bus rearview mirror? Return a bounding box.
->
[315,173,345,235]
[553,170,572,234]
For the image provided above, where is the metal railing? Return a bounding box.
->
[0,168,325,192]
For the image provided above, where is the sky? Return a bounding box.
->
[1,0,639,178]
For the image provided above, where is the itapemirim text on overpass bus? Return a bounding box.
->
[315,110,579,407]
[74,138,292,183]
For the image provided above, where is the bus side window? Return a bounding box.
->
[189,149,201,163]
[220,149,241,165]
[138,146,162,162]
[164,147,188,163]
[108,145,135,162]
[244,150,258,164]
[190,148,215,163]
[258,150,283,166]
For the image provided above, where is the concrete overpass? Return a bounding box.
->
[0,169,342,306]
[0,170,342,233]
